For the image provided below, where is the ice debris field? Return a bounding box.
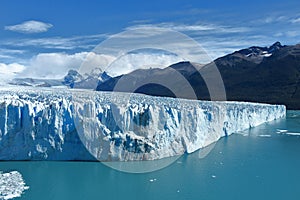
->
[0,87,286,161]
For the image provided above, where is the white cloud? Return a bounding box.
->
[274,30,300,38]
[291,18,300,23]
[138,23,216,31]
[274,32,284,37]
[7,49,184,79]
[1,22,251,62]
[21,52,87,78]
[79,52,115,75]
[4,20,53,34]
[3,34,106,50]
[286,31,299,37]
[19,52,115,79]
[192,34,278,59]
[0,63,25,75]
[92,26,216,66]
[113,23,253,61]
[260,15,300,25]
[0,63,25,82]
[17,50,182,78]
[0,48,25,60]
[0,48,25,54]
[107,52,185,76]
[127,23,250,34]
[260,16,287,24]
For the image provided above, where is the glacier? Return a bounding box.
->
[0,86,286,161]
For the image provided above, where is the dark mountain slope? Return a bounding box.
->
[97,42,300,109]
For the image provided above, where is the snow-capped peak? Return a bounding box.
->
[235,42,284,63]
[98,71,111,82]
[62,69,84,87]
[62,68,111,89]
[83,67,103,79]
[269,41,283,53]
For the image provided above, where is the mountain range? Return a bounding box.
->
[9,41,300,109]
[97,42,300,109]
[10,68,111,89]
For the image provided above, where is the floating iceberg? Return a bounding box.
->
[0,87,286,161]
[0,171,29,200]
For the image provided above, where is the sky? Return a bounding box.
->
[0,0,300,80]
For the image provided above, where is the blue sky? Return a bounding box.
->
[0,0,300,79]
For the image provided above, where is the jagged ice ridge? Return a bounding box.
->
[0,87,286,161]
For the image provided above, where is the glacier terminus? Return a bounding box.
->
[0,86,286,161]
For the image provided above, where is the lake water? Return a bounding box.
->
[1,111,300,200]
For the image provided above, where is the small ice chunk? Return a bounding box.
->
[211,175,217,178]
[276,129,288,134]
[0,171,29,200]
[149,178,157,182]
[258,134,271,137]
[286,132,300,136]
[276,129,300,136]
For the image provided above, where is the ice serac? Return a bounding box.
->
[0,87,286,161]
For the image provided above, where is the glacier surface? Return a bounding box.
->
[0,87,286,161]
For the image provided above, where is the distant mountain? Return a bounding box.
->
[97,42,300,109]
[63,68,111,89]
[97,61,204,98]
[62,70,84,88]
[218,41,283,66]
[220,42,300,109]
[10,68,111,89]
[10,78,64,88]
[207,41,300,109]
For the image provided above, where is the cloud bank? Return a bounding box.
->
[106,52,184,76]
[21,52,88,78]
[0,63,25,82]
[1,50,185,80]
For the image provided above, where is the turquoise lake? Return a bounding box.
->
[1,110,300,200]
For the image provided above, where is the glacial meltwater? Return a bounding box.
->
[1,110,300,200]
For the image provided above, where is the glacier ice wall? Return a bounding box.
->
[0,87,286,161]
